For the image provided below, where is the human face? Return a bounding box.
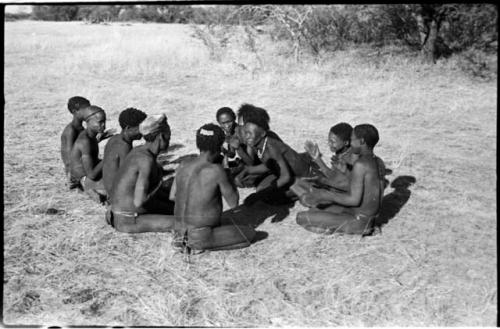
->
[158,131,171,152]
[350,131,362,154]
[125,126,142,141]
[218,113,235,135]
[328,132,347,153]
[87,111,106,134]
[244,122,265,147]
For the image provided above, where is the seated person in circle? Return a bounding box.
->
[69,105,109,202]
[102,107,147,198]
[236,107,320,204]
[107,114,175,233]
[215,106,241,170]
[61,96,91,190]
[295,124,386,235]
[291,122,358,195]
[171,123,256,252]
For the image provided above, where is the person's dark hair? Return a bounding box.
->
[237,104,270,126]
[196,123,225,154]
[216,107,236,122]
[119,108,147,129]
[67,96,90,114]
[329,122,353,142]
[354,124,379,148]
[143,124,171,143]
[238,104,270,131]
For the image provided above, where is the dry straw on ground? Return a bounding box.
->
[3,21,497,326]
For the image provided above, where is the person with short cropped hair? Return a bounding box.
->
[107,114,175,233]
[61,96,91,190]
[295,124,386,235]
[171,123,256,252]
[69,105,110,202]
[102,107,147,197]
[291,122,358,195]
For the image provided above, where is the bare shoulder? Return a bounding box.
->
[201,162,225,179]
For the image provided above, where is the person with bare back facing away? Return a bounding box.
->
[107,114,175,233]
[295,124,386,235]
[69,105,110,202]
[102,108,147,198]
[171,123,256,252]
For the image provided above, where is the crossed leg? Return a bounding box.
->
[187,225,256,251]
[110,212,175,233]
[296,208,372,235]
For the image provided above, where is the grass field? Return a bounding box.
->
[3,21,497,326]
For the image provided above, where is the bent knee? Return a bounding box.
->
[296,211,309,226]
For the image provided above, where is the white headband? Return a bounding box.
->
[200,128,214,136]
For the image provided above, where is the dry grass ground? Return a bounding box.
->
[3,21,497,326]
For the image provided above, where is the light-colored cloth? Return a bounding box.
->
[139,114,169,136]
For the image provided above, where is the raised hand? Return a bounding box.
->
[304,140,320,160]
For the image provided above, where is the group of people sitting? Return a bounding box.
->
[61,96,386,253]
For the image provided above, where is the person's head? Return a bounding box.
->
[328,122,353,153]
[67,96,91,115]
[237,103,270,129]
[196,123,225,155]
[216,107,236,135]
[351,124,379,153]
[140,114,171,153]
[82,105,106,135]
[243,113,269,147]
[119,107,147,140]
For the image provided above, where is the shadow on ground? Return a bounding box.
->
[221,196,294,229]
[375,175,416,228]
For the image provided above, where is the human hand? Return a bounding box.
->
[97,128,117,142]
[304,140,320,160]
[229,135,241,149]
[299,192,319,208]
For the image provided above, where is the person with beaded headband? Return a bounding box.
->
[69,105,109,202]
[170,123,256,252]
[106,114,176,233]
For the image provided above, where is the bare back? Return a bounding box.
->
[69,130,99,179]
[61,123,83,172]
[102,135,132,195]
[111,147,163,213]
[355,155,385,217]
[174,157,237,229]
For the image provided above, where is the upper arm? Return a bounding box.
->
[79,139,95,173]
[169,176,177,201]
[216,166,238,207]
[346,161,365,206]
[134,160,152,206]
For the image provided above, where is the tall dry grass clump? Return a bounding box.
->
[3,21,497,326]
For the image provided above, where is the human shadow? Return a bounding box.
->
[374,175,416,228]
[221,197,293,229]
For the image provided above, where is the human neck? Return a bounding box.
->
[121,131,133,145]
[199,151,217,163]
[71,116,83,129]
[359,148,374,157]
[85,129,98,139]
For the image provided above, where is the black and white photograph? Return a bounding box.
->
[2,2,497,326]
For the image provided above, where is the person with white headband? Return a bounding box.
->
[171,123,256,252]
[106,113,175,233]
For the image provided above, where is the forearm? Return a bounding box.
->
[236,146,254,165]
[87,160,103,180]
[316,189,358,206]
[246,164,269,175]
